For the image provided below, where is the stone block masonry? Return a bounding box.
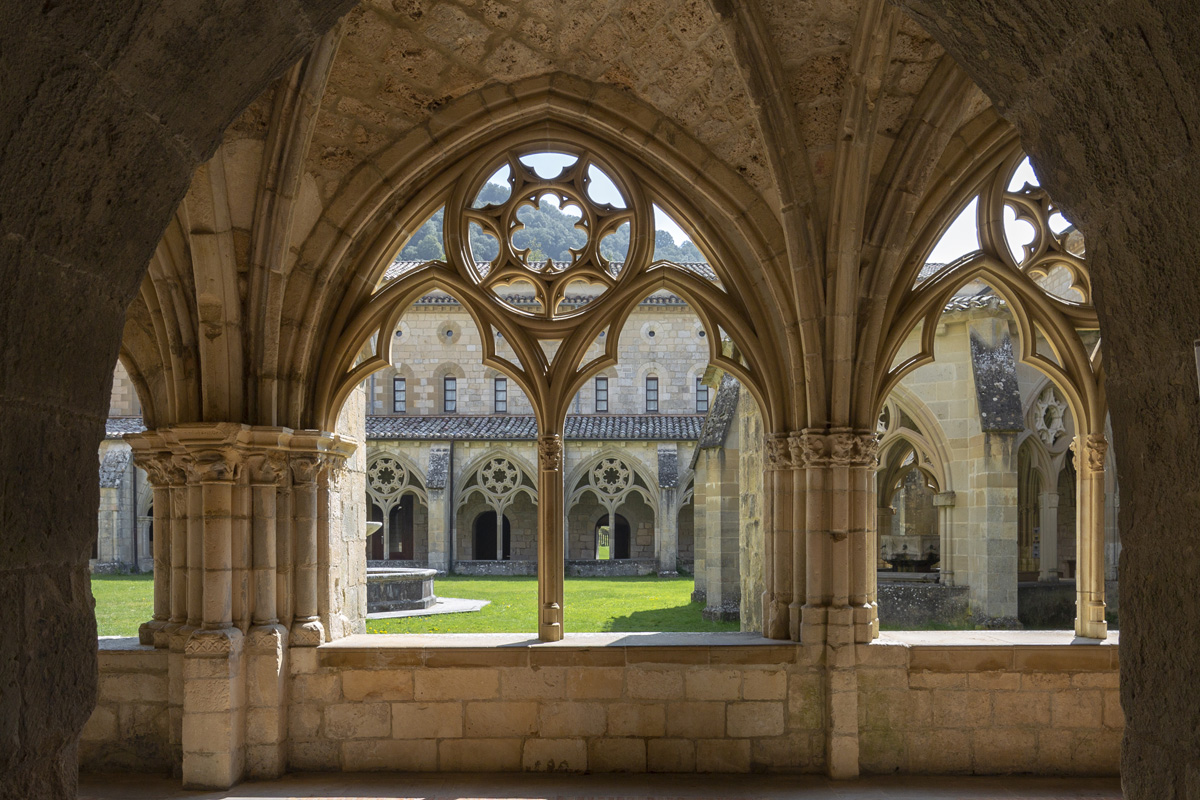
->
[82,632,1119,777]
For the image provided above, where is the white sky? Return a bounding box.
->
[513,153,1056,260]
[499,152,693,246]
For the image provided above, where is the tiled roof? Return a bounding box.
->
[367,414,705,441]
[106,417,146,439]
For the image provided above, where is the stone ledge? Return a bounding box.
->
[880,631,1119,672]
[316,631,1119,671]
[319,632,806,668]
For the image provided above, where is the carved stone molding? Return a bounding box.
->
[246,624,288,654]
[538,435,563,471]
[290,619,325,647]
[184,627,244,658]
[786,429,879,468]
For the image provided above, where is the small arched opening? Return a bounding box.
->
[473,511,511,561]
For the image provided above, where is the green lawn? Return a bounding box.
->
[91,573,154,636]
[89,572,737,636]
[368,575,738,634]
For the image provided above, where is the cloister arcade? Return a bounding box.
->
[16,1,1194,794]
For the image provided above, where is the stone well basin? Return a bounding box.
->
[367,567,437,612]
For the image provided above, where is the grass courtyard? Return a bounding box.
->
[89,573,738,637]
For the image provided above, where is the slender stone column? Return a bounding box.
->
[763,433,792,639]
[537,433,564,641]
[135,454,173,646]
[276,480,293,629]
[1037,490,1059,582]
[933,491,956,585]
[244,451,289,779]
[168,462,189,631]
[1076,434,1108,638]
[289,454,325,646]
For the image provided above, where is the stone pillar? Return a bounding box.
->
[181,446,246,790]
[1075,434,1108,639]
[537,434,564,641]
[701,446,740,621]
[657,443,680,575]
[798,430,880,647]
[657,487,678,575]
[933,491,956,585]
[691,459,707,605]
[967,432,1020,626]
[1038,491,1059,582]
[425,445,452,573]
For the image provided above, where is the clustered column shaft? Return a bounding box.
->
[537,433,565,641]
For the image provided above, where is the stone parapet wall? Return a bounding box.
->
[82,633,1120,777]
[858,635,1121,775]
[80,640,173,773]
[289,634,825,773]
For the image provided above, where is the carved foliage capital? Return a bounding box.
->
[538,435,563,471]
[185,449,241,484]
[783,429,878,468]
[1083,434,1108,472]
[245,451,288,485]
[765,434,791,470]
[289,454,325,485]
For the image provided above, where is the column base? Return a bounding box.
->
[1076,601,1108,639]
[788,601,803,642]
[826,606,855,647]
[139,619,169,647]
[290,618,325,647]
[852,603,878,643]
[702,601,740,622]
[765,598,790,639]
[801,604,827,646]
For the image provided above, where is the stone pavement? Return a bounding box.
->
[78,772,1122,799]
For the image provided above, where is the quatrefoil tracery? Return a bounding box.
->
[450,150,641,322]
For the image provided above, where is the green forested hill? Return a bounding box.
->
[398,182,708,263]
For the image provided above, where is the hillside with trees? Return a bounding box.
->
[398,182,708,264]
